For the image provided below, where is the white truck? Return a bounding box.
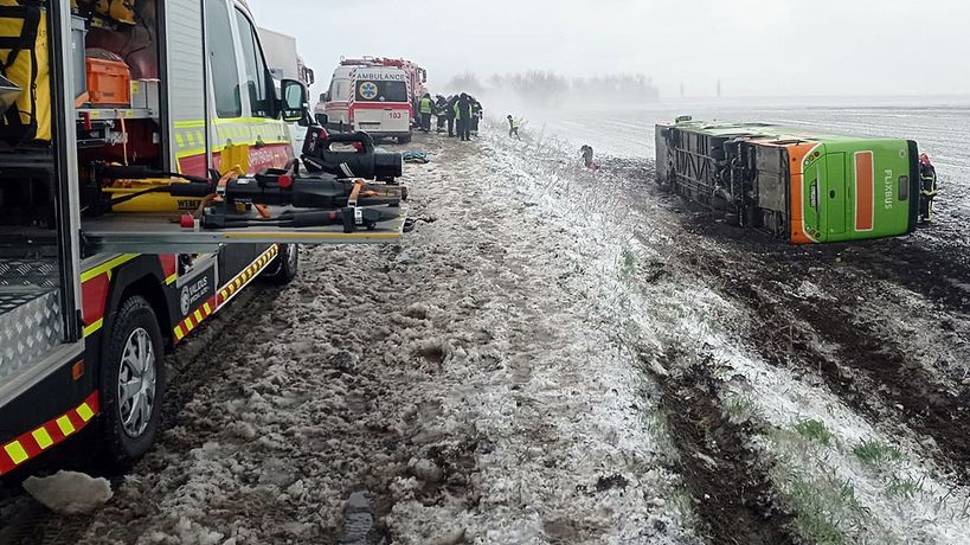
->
[257,27,314,156]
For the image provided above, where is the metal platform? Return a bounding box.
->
[81,206,408,254]
[0,259,63,383]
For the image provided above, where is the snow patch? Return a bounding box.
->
[23,470,113,515]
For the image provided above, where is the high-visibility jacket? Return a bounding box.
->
[419,97,433,115]
[455,99,471,120]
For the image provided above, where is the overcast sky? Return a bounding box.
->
[251,0,970,99]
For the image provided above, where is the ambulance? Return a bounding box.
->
[318,59,413,143]
[0,0,405,476]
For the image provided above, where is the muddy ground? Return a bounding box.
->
[2,121,970,545]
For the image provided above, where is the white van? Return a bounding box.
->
[319,63,413,143]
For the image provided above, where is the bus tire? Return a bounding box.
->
[100,295,165,467]
[262,243,299,285]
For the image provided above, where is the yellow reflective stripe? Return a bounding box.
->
[56,416,75,436]
[194,310,203,323]
[174,119,204,129]
[165,273,178,285]
[81,254,138,282]
[77,403,95,423]
[174,324,185,341]
[4,442,28,465]
[32,428,53,450]
[176,147,206,159]
[203,302,212,314]
[83,318,104,338]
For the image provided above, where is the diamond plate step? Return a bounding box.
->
[0,289,63,382]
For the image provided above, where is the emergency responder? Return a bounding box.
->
[507,115,520,139]
[470,96,482,136]
[919,153,938,224]
[435,95,448,133]
[446,95,458,137]
[419,93,434,133]
[456,93,472,141]
[581,145,597,169]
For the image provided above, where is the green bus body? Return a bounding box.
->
[655,120,921,244]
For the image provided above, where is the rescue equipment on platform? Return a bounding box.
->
[0,0,51,145]
[301,127,403,181]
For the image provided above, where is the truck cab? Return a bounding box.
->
[0,0,405,476]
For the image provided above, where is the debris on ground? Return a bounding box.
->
[22,471,113,515]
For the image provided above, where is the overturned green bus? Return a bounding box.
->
[655,118,935,244]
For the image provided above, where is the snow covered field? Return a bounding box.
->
[3,112,970,544]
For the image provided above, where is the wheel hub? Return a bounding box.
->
[118,327,157,438]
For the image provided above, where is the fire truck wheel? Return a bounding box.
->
[100,295,166,466]
[262,243,300,285]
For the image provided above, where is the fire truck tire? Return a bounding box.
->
[262,243,300,285]
[99,295,165,466]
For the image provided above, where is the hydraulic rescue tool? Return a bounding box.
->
[301,127,403,181]
[87,162,406,233]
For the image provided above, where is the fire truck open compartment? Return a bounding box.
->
[0,0,83,404]
[2,0,167,381]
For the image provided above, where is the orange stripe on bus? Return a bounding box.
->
[855,151,874,231]
[787,142,821,244]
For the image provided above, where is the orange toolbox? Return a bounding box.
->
[85,56,131,107]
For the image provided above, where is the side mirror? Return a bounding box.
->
[280,78,308,123]
[315,113,329,127]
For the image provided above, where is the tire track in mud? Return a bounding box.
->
[713,264,970,485]
[648,351,800,545]
[674,215,970,485]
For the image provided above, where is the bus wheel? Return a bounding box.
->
[262,243,300,285]
[100,296,165,466]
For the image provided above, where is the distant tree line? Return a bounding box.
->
[446,70,660,105]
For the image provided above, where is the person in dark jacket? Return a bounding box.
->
[581,144,598,169]
[456,93,472,141]
[919,152,938,223]
[470,97,482,136]
[435,95,448,133]
[446,95,458,137]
